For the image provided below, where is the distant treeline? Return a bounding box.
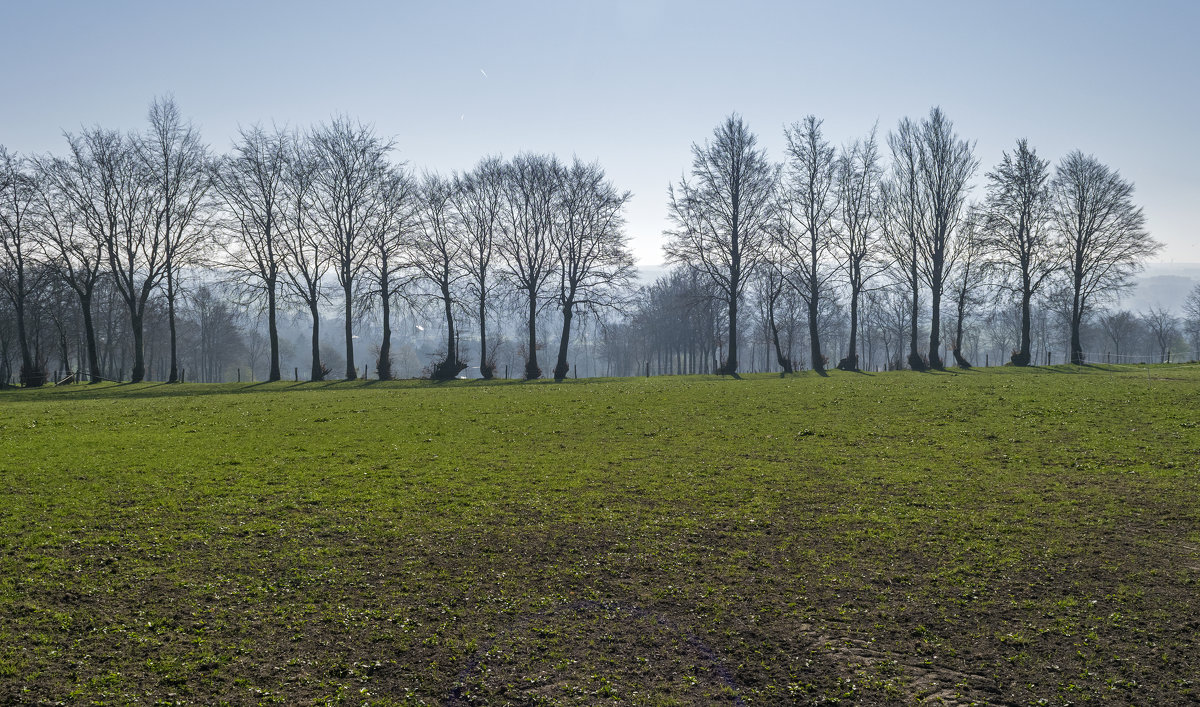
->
[2,100,1197,386]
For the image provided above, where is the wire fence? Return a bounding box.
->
[1077,351,1199,365]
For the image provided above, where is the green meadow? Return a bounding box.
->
[1,365,1197,704]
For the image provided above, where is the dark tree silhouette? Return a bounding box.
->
[833,128,883,371]
[366,167,418,380]
[309,118,392,380]
[212,125,289,381]
[1051,151,1158,365]
[412,172,467,380]
[948,207,988,367]
[665,115,777,377]
[551,158,634,381]
[279,136,329,381]
[779,116,838,374]
[0,148,46,385]
[85,128,163,383]
[883,118,926,370]
[32,154,106,382]
[913,108,977,370]
[981,139,1054,366]
[498,154,559,380]
[143,96,211,383]
[451,157,505,379]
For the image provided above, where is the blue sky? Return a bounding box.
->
[2,0,1196,266]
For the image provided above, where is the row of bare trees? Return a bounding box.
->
[0,101,1174,387]
[663,109,1160,376]
[0,98,634,386]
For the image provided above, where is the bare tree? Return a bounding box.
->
[67,127,163,383]
[914,107,978,370]
[36,132,137,382]
[212,125,289,381]
[32,154,106,381]
[411,172,467,380]
[832,128,883,371]
[364,167,418,380]
[755,245,795,373]
[0,147,46,385]
[451,156,505,378]
[981,139,1054,366]
[1098,309,1138,361]
[882,118,926,370]
[143,96,211,383]
[947,207,989,367]
[779,115,838,373]
[498,153,560,380]
[1141,307,1179,363]
[664,114,778,377]
[1051,151,1159,364]
[1183,285,1200,357]
[278,136,329,381]
[309,117,393,380]
[551,157,634,381]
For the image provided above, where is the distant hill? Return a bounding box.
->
[1120,263,1200,313]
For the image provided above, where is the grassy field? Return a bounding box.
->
[0,365,1197,705]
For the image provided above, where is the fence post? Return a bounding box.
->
[237,368,241,383]
[294,367,298,381]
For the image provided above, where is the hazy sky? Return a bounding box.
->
[2,1,1196,267]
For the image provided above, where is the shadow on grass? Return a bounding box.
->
[0,362,1174,403]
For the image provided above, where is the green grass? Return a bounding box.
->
[1,365,1198,704]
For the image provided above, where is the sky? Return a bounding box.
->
[1,0,1196,269]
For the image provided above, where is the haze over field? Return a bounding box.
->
[1,1,1197,268]
[3,4,1200,703]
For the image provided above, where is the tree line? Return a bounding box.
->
[1,99,1190,387]
[0,97,633,386]
[661,110,1167,376]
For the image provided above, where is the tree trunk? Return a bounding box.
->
[927,260,944,370]
[14,292,40,387]
[723,294,739,376]
[524,290,540,379]
[907,254,924,371]
[445,288,456,367]
[808,290,823,373]
[1070,267,1085,365]
[838,284,860,371]
[267,279,281,381]
[769,306,793,374]
[343,282,356,380]
[478,292,492,379]
[377,288,392,380]
[433,283,462,381]
[80,292,101,383]
[1013,289,1032,366]
[953,292,971,368]
[130,311,146,383]
[166,266,179,383]
[554,300,574,381]
[309,302,323,381]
